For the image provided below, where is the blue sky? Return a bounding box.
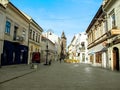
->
[10,0,102,45]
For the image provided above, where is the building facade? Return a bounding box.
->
[102,0,120,71]
[0,1,30,66]
[68,33,88,63]
[43,31,61,61]
[86,0,120,71]
[0,3,6,67]
[86,5,109,68]
[60,32,67,60]
[25,15,43,64]
[41,36,56,64]
[0,0,43,66]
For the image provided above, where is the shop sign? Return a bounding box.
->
[111,29,120,35]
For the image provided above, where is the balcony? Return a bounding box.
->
[13,36,24,42]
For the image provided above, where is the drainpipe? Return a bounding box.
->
[27,22,31,64]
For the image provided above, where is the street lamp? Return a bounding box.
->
[44,29,53,65]
[45,42,48,65]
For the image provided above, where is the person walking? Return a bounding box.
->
[49,59,52,65]
[60,58,62,63]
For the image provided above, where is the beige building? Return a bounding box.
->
[24,15,43,64]
[0,3,5,67]
[0,0,43,66]
[86,0,120,71]
[41,36,56,64]
[102,0,120,71]
[0,1,30,66]
[86,6,109,68]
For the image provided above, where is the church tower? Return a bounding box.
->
[60,31,67,59]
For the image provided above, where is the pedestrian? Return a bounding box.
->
[49,59,52,65]
[60,58,62,63]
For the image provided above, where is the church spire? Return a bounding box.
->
[61,31,66,39]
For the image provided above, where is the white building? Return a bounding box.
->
[68,32,88,63]
[42,31,61,61]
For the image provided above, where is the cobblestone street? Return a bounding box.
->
[0,62,120,90]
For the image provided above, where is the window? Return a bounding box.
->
[22,30,26,39]
[38,35,40,43]
[5,21,11,34]
[33,31,35,40]
[111,13,116,28]
[29,29,32,39]
[103,20,107,34]
[13,26,18,40]
[110,12,116,28]
[36,33,38,42]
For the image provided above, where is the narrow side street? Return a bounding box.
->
[0,62,120,90]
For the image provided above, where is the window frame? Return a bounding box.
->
[109,9,116,29]
[5,20,11,34]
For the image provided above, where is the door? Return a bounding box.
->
[113,47,119,71]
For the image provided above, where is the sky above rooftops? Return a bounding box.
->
[10,0,102,45]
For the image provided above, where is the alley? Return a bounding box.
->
[0,62,120,90]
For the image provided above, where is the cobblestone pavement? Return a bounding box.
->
[0,64,37,84]
[0,62,120,90]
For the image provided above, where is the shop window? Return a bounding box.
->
[96,52,102,63]
[90,55,94,63]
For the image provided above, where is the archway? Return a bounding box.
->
[113,47,119,71]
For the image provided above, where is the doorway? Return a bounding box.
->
[113,47,119,71]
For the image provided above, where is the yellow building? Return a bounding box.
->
[26,16,43,64]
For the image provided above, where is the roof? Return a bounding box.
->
[0,3,5,8]
[41,36,55,45]
[86,5,103,33]
[1,1,43,32]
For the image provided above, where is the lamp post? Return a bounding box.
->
[45,42,48,65]
[44,29,53,65]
